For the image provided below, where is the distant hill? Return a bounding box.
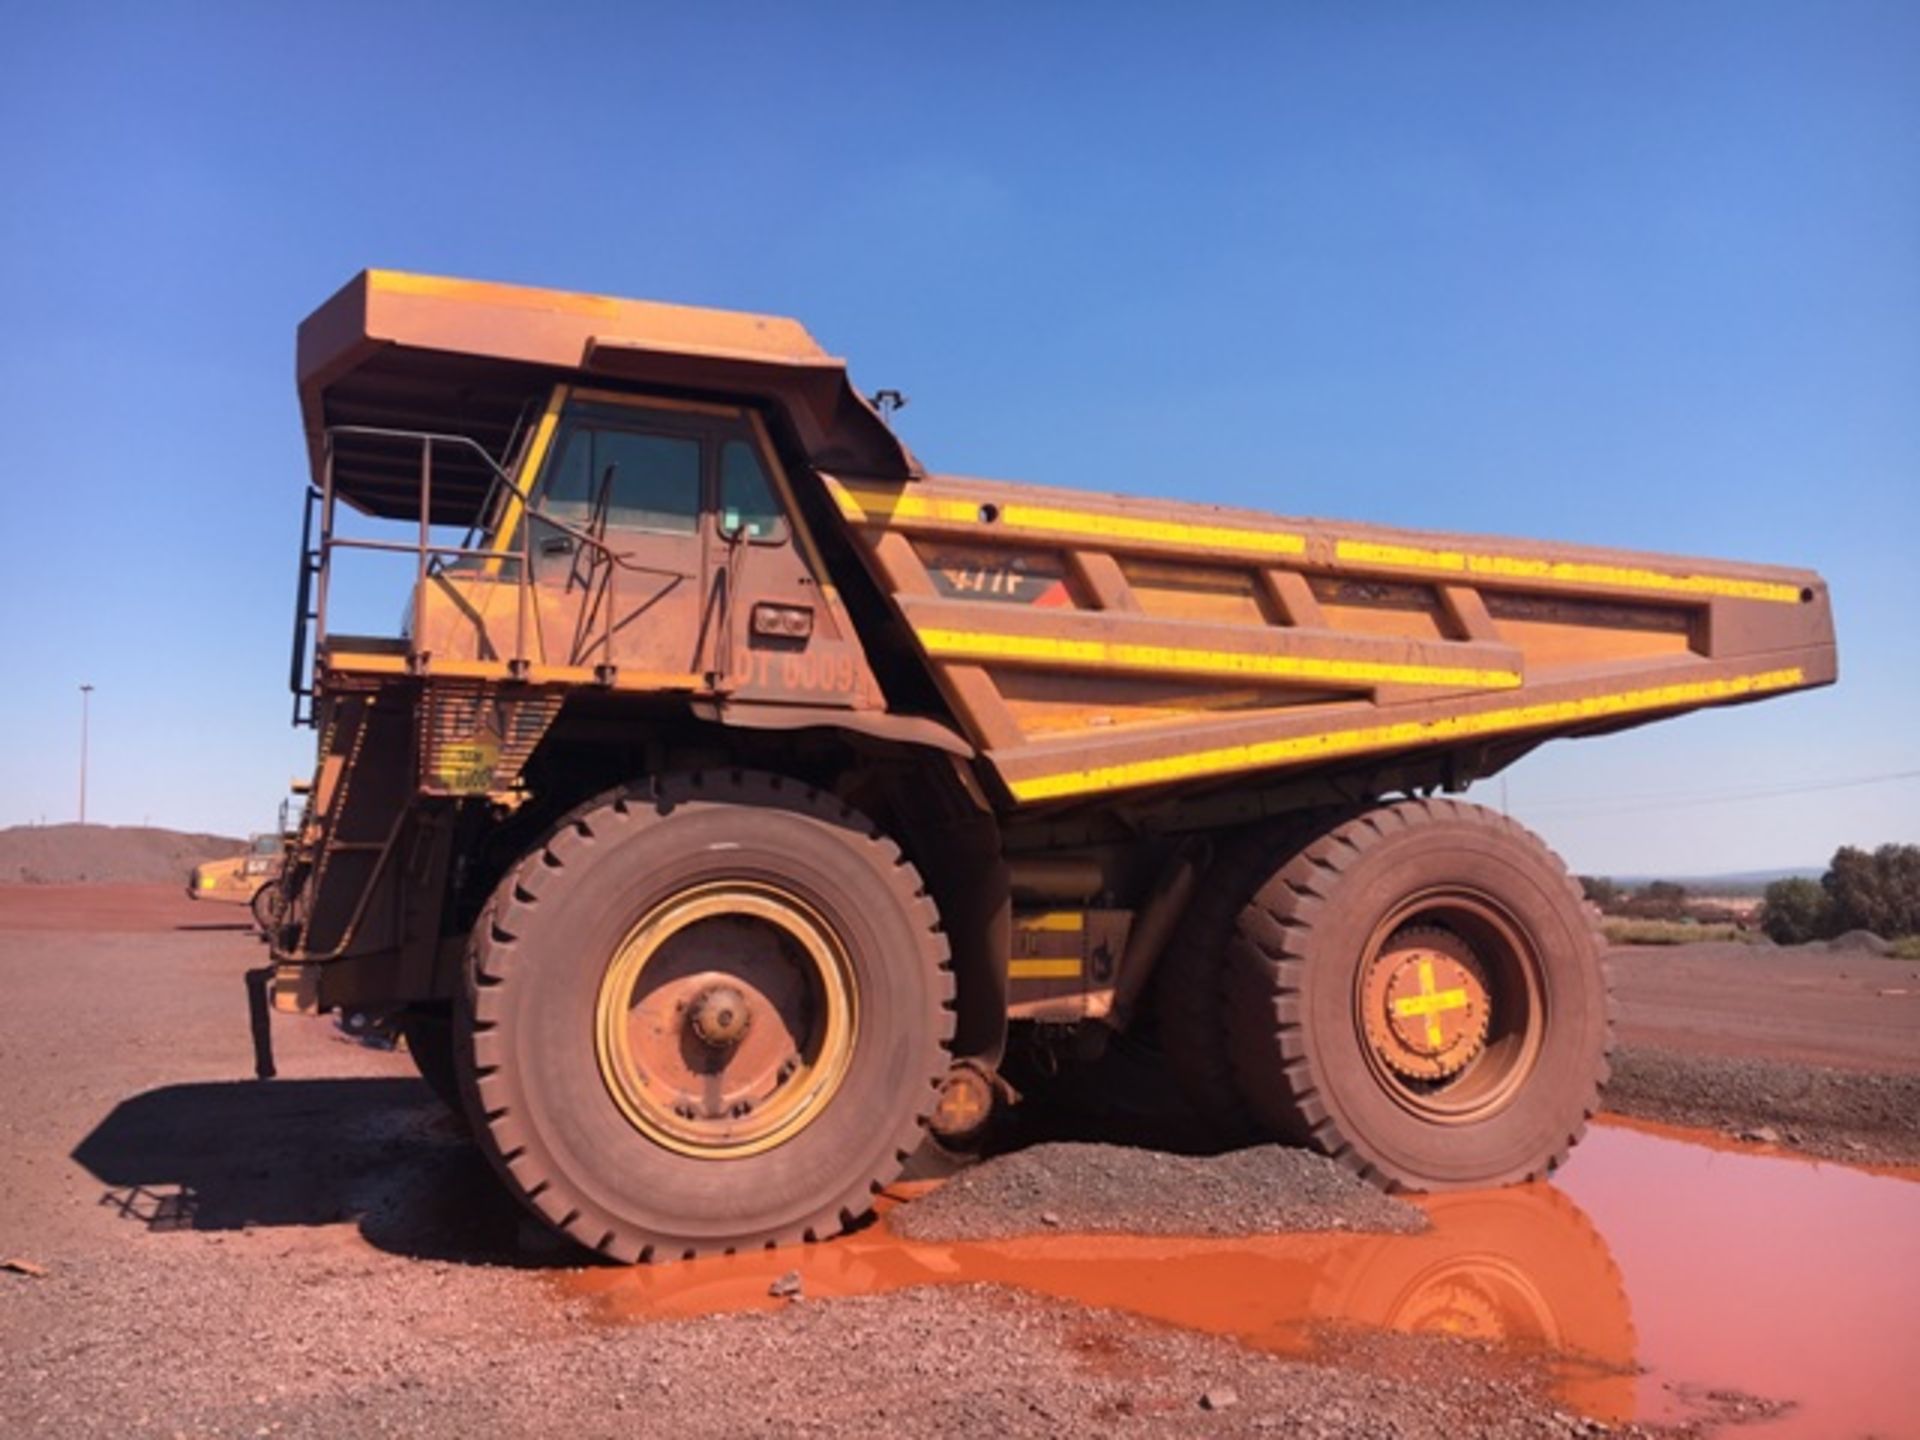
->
[0,824,244,885]
[1604,867,1822,896]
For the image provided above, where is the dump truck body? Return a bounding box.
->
[825,472,1829,806]
[262,272,1835,1260]
[188,833,285,904]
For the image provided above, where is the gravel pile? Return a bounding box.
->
[1604,1045,1920,1166]
[1822,929,1893,957]
[890,1141,1424,1243]
[0,823,242,884]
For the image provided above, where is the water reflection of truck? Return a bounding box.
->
[570,1181,1637,1422]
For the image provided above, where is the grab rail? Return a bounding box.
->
[288,425,632,721]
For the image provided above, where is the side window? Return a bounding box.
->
[719,439,787,541]
[538,417,700,536]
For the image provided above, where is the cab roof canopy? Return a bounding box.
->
[297,270,919,523]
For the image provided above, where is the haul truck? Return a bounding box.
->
[188,834,283,911]
[265,270,1835,1261]
[189,806,295,932]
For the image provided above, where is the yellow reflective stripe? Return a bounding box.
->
[1335,539,1804,605]
[829,480,1307,558]
[1015,911,1085,933]
[829,477,1801,603]
[1008,958,1084,979]
[1008,667,1805,802]
[916,627,1521,691]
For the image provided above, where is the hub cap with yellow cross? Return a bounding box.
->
[1362,927,1491,1082]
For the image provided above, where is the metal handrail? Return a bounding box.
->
[321,425,637,569]
[290,425,644,715]
[289,420,715,718]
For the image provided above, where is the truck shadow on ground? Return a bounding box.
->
[71,1077,553,1267]
[70,1039,1225,1270]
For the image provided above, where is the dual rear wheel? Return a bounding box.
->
[1162,798,1611,1190]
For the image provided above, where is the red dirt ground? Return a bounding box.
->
[0,883,233,932]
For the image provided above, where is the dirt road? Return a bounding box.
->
[3,888,1915,1437]
[1609,940,1920,1073]
[1604,941,1920,1166]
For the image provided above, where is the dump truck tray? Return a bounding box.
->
[826,473,1833,806]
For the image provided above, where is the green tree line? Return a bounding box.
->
[1759,844,1920,943]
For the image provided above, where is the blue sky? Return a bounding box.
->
[1,3,1913,874]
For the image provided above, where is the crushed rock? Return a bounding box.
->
[1824,929,1893,957]
[1604,1046,1920,1166]
[890,1141,1425,1243]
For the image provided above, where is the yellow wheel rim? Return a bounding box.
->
[594,881,858,1159]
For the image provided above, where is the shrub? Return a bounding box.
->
[1823,844,1920,938]
[1617,880,1690,922]
[1760,876,1833,944]
[1578,875,1623,911]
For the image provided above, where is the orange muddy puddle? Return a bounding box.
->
[562,1121,1920,1437]
[1558,1119,1920,1437]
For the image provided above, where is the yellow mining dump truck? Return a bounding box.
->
[189,830,289,932]
[265,270,1835,1261]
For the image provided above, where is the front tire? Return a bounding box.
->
[249,880,285,938]
[1226,799,1610,1190]
[457,771,954,1261]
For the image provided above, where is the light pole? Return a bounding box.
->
[79,684,94,825]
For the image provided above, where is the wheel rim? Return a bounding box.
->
[1354,890,1546,1123]
[1379,1252,1561,1347]
[594,881,859,1158]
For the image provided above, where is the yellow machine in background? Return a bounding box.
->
[189,831,289,932]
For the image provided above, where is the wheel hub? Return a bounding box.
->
[1363,927,1490,1081]
[687,983,752,1049]
[595,883,857,1158]
[928,1062,998,1144]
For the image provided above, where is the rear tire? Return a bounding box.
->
[1151,827,1303,1140]
[1226,799,1610,1190]
[398,1008,464,1121]
[457,771,955,1261]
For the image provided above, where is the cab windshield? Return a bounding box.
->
[513,396,786,546]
